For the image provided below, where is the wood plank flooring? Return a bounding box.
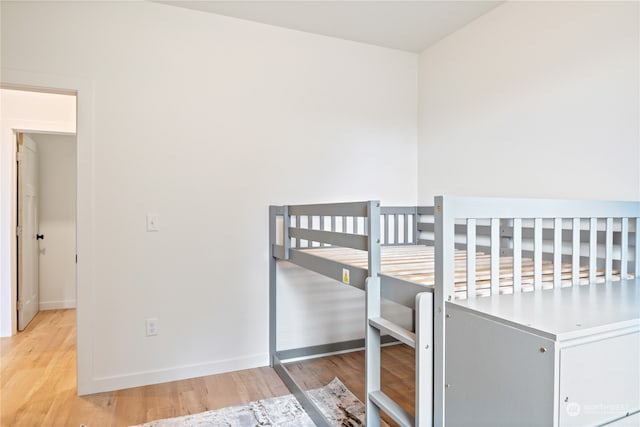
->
[1,309,413,426]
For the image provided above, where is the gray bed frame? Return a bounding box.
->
[269,196,640,427]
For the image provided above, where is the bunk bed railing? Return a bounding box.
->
[270,201,435,427]
[270,201,384,427]
[432,196,640,426]
[280,203,422,250]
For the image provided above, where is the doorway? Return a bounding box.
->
[1,88,77,335]
[16,131,77,331]
[2,69,95,395]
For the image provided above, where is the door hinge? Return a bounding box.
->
[76,254,78,264]
[17,300,23,311]
[16,151,23,163]
[16,226,22,237]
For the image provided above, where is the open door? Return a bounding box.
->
[17,133,40,331]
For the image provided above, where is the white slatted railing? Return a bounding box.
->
[434,196,640,427]
[438,200,640,300]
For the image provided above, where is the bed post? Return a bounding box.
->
[434,196,455,427]
[365,200,381,427]
[269,205,278,367]
[415,292,433,426]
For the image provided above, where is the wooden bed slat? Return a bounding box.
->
[301,244,620,299]
[403,214,408,244]
[385,215,390,244]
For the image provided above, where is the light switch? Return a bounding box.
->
[147,214,159,232]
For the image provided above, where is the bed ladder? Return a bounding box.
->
[366,278,433,427]
[364,201,433,426]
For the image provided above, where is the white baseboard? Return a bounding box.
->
[40,300,76,310]
[79,353,269,395]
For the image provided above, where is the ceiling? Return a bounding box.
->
[156,1,503,52]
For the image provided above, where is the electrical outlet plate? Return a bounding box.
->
[146,214,159,232]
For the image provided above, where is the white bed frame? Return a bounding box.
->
[269,196,640,426]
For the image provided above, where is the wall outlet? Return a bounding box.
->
[145,318,158,336]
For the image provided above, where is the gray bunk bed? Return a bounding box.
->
[269,196,640,426]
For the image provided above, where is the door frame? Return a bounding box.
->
[1,68,96,395]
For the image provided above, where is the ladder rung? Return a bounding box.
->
[369,390,415,427]
[369,317,415,348]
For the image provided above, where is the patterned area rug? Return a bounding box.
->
[132,378,368,426]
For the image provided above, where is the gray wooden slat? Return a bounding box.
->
[417,206,434,215]
[289,228,368,251]
[287,248,368,290]
[380,206,418,215]
[369,317,415,348]
[367,201,381,276]
[283,206,290,258]
[273,244,284,259]
[379,274,433,308]
[275,337,395,362]
[272,359,332,427]
[386,214,392,245]
[289,201,369,217]
[365,212,381,427]
[418,222,434,232]
[369,390,414,427]
[404,214,409,244]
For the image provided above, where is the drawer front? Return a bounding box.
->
[559,332,640,426]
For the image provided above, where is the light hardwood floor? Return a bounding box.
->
[1,309,413,426]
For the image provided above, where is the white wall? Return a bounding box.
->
[418,1,640,203]
[1,1,418,393]
[31,134,77,310]
[0,89,76,336]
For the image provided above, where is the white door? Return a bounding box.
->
[17,133,40,331]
